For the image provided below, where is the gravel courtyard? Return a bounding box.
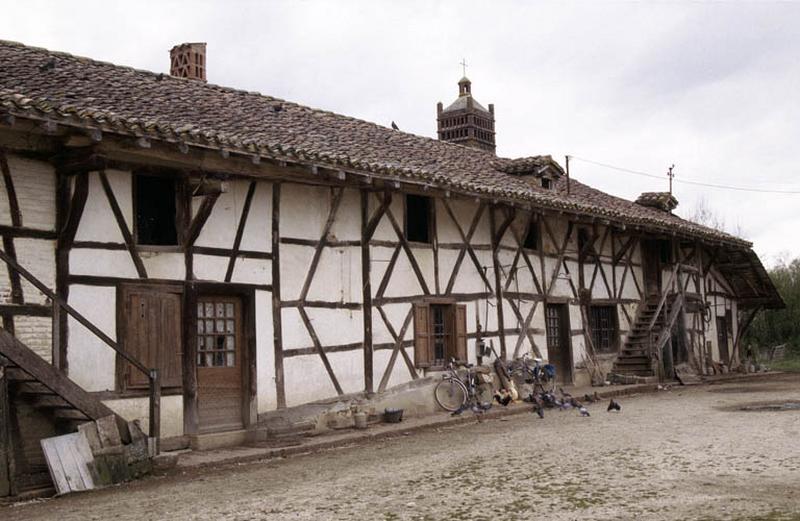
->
[5,373,800,521]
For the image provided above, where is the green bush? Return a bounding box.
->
[746,257,800,357]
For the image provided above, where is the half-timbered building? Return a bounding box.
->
[0,40,782,495]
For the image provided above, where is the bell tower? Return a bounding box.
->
[437,76,496,153]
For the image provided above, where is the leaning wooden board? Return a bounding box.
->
[40,432,96,494]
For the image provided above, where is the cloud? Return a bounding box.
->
[3,0,799,265]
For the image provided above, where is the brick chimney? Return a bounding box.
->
[169,43,206,81]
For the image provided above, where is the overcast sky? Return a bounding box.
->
[3,1,799,266]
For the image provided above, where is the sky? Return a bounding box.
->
[2,1,799,266]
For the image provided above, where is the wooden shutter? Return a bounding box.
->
[413,302,431,368]
[455,304,468,363]
[123,288,182,389]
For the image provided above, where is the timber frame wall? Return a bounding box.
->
[0,120,753,436]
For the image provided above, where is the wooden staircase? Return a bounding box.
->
[612,298,671,377]
[0,329,130,442]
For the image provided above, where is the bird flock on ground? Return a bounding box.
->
[451,387,623,419]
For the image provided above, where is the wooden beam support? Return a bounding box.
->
[224,181,257,282]
[360,189,374,395]
[271,183,286,408]
[98,170,148,279]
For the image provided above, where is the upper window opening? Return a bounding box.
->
[405,194,431,243]
[541,178,552,190]
[577,227,591,253]
[523,221,539,250]
[136,175,178,246]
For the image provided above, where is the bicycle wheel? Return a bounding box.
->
[434,378,468,412]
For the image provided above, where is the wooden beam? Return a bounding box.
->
[297,306,343,395]
[377,307,415,392]
[360,189,374,395]
[98,170,148,279]
[224,181,257,282]
[271,184,286,408]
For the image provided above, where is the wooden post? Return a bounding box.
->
[0,364,11,497]
[489,206,507,359]
[182,285,199,436]
[271,184,286,408]
[149,368,160,455]
[51,301,61,369]
[360,190,374,396]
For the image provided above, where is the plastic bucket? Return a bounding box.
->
[384,408,403,423]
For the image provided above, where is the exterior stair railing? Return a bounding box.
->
[0,249,160,452]
[646,262,687,379]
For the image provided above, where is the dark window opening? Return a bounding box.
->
[405,194,431,243]
[136,175,178,245]
[577,227,591,253]
[589,306,618,353]
[523,221,539,250]
[541,178,552,189]
[659,240,673,264]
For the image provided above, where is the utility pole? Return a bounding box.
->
[668,164,675,195]
[565,155,571,195]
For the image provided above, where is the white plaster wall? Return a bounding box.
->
[280,184,331,240]
[74,170,126,243]
[15,315,52,362]
[70,249,138,278]
[192,253,229,282]
[140,251,186,280]
[231,257,270,286]
[14,238,55,304]
[306,247,360,303]
[0,155,56,229]
[66,285,117,392]
[329,188,361,241]
[283,350,363,407]
[239,182,271,252]
[103,395,183,439]
[195,179,252,249]
[255,289,276,413]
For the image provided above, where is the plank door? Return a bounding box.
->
[641,241,662,298]
[196,297,244,433]
[545,304,572,384]
[716,316,730,366]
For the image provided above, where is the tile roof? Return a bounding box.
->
[0,39,749,248]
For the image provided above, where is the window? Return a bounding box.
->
[197,298,238,367]
[577,227,591,254]
[120,286,182,389]
[413,302,467,368]
[659,240,673,264]
[523,221,539,250]
[405,194,432,243]
[541,178,552,190]
[135,174,178,246]
[589,306,618,353]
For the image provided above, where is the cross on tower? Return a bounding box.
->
[460,58,468,77]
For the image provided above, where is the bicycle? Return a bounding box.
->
[510,352,556,396]
[434,359,494,412]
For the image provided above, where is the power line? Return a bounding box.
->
[569,155,800,195]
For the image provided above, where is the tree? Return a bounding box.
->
[745,257,800,355]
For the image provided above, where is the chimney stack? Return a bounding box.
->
[169,43,207,81]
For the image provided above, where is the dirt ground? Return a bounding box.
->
[4,373,800,521]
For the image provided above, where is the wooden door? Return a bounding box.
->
[196,296,244,433]
[641,241,662,298]
[545,304,572,384]
[716,316,730,366]
[121,287,183,389]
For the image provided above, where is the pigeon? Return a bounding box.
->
[391,121,400,130]
[559,387,573,400]
[578,406,590,417]
[451,404,467,416]
[533,394,545,418]
[607,399,622,412]
[583,393,594,403]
